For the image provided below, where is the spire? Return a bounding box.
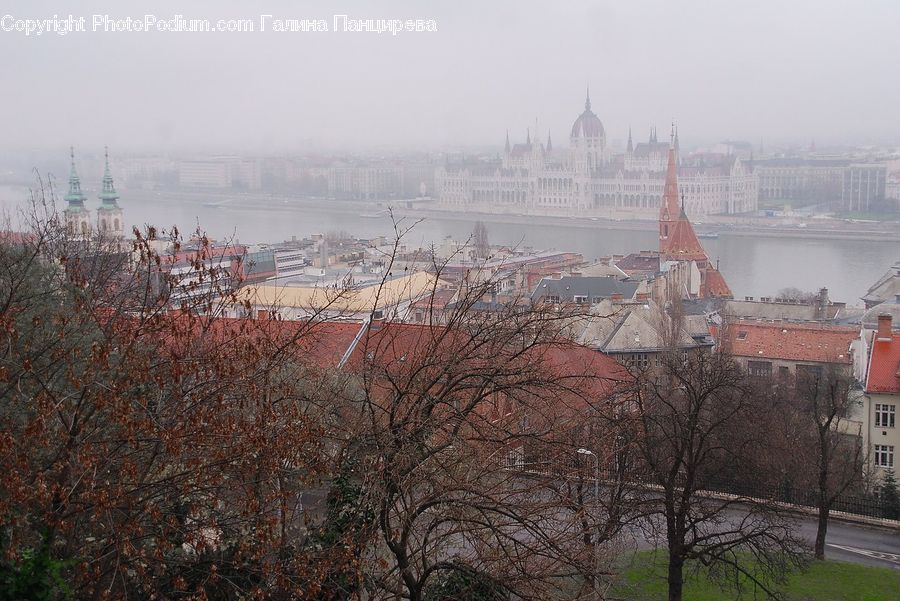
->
[660,140,680,223]
[626,127,633,153]
[64,146,87,207]
[526,128,531,145]
[98,146,120,208]
[674,126,680,154]
[585,86,591,111]
[504,130,510,154]
[546,129,553,152]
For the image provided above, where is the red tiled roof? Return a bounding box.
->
[867,334,900,394]
[151,315,363,370]
[345,321,628,395]
[661,216,708,262]
[702,267,733,299]
[723,320,856,364]
[615,252,660,275]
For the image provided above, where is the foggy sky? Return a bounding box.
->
[2,0,899,153]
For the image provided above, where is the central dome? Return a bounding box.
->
[570,91,605,139]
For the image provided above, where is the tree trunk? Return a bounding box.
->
[667,551,685,601]
[815,505,829,560]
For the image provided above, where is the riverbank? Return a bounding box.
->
[389,205,900,243]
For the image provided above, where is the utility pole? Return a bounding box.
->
[577,448,600,601]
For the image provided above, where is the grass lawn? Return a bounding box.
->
[609,551,900,601]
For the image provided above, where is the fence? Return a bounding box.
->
[509,459,900,524]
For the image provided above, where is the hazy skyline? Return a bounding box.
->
[3,0,899,153]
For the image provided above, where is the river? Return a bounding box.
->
[2,185,899,306]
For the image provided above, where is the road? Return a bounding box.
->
[798,518,900,569]
[301,482,900,571]
[632,508,900,570]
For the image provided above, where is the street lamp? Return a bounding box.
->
[577,448,600,500]
[577,448,600,601]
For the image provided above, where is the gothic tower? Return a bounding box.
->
[658,126,732,299]
[96,147,124,238]
[63,147,90,237]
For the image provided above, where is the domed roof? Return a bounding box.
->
[570,90,605,139]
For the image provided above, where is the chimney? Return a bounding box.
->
[635,292,650,301]
[611,293,624,301]
[815,287,829,320]
[877,314,893,341]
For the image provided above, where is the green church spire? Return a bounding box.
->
[97,146,120,209]
[64,146,87,209]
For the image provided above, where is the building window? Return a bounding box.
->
[875,404,896,428]
[796,364,823,382]
[626,353,651,370]
[507,446,525,469]
[546,295,561,304]
[574,295,588,305]
[874,445,895,468]
[737,331,748,340]
[747,360,772,378]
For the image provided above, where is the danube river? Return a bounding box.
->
[3,185,899,306]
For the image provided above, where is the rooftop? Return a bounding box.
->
[530,276,639,303]
[236,271,442,314]
[867,331,900,394]
[724,320,857,365]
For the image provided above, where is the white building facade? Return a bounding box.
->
[436,93,758,217]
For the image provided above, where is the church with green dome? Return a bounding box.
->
[63,147,125,239]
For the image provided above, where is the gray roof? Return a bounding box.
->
[574,300,712,353]
[531,276,639,303]
[862,261,900,304]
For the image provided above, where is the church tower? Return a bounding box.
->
[63,147,91,238]
[96,147,124,239]
[658,126,732,299]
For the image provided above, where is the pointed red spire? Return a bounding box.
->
[660,144,680,223]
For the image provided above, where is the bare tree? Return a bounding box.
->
[323,256,631,600]
[787,366,865,560]
[626,345,807,601]
[775,287,817,303]
[0,186,346,598]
